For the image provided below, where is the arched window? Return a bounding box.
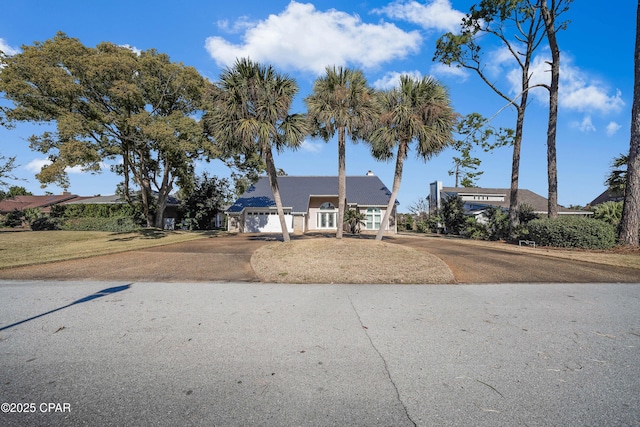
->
[319,202,336,210]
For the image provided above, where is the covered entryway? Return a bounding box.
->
[244,211,293,233]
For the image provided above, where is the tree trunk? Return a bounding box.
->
[508,104,525,234]
[265,147,291,243]
[619,0,640,246]
[140,180,154,228]
[337,126,346,239]
[376,141,406,241]
[153,165,172,229]
[542,0,560,219]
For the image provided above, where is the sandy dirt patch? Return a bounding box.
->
[251,237,455,284]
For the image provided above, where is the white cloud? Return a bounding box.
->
[0,37,19,56]
[373,0,464,33]
[205,1,422,74]
[571,116,596,133]
[300,139,324,153]
[373,70,424,90]
[25,158,98,174]
[217,16,256,34]
[119,44,142,56]
[606,121,622,137]
[429,63,467,81]
[506,55,625,115]
[25,159,51,173]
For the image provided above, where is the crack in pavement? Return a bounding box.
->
[346,293,417,427]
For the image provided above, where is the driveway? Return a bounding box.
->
[0,233,638,283]
[389,234,640,283]
[0,234,273,283]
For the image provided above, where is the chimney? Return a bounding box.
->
[366,170,374,176]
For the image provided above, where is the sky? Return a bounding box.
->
[0,0,635,210]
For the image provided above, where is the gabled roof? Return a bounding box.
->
[441,186,589,215]
[588,188,624,207]
[227,175,394,214]
[0,194,82,213]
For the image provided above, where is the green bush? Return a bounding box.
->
[30,216,60,231]
[592,201,623,227]
[3,209,23,227]
[52,203,139,219]
[526,216,616,249]
[462,216,489,240]
[59,216,140,232]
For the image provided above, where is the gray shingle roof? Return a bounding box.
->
[227,176,394,214]
[441,186,589,214]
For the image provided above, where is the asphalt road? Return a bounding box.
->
[1,281,639,426]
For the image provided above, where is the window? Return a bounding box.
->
[366,208,382,230]
[317,202,337,229]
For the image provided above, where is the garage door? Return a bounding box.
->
[245,212,293,233]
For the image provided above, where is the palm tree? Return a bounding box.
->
[606,153,628,195]
[368,75,456,241]
[205,58,307,242]
[304,66,377,239]
[344,209,367,234]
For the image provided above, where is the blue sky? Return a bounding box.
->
[0,0,634,209]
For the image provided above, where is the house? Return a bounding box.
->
[0,193,90,215]
[226,173,398,234]
[428,180,592,220]
[587,188,624,207]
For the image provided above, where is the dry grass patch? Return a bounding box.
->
[251,238,455,284]
[0,230,209,269]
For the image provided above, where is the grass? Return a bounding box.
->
[251,237,455,284]
[0,229,210,269]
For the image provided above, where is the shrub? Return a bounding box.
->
[3,209,23,227]
[592,201,623,227]
[30,216,60,231]
[53,203,139,219]
[59,216,140,232]
[518,203,540,224]
[23,207,43,224]
[441,196,466,234]
[462,216,489,240]
[485,206,510,241]
[526,216,616,249]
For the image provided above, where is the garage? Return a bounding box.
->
[244,211,293,233]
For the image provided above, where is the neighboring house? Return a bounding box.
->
[428,180,592,221]
[226,173,398,234]
[587,189,624,207]
[0,193,89,215]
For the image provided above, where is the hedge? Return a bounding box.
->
[58,217,140,232]
[526,216,616,249]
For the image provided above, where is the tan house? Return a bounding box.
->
[226,174,398,234]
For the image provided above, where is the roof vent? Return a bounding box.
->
[366,170,374,176]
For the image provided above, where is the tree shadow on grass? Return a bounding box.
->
[0,284,132,332]
[108,229,224,242]
[108,229,170,242]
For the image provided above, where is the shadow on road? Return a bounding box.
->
[0,284,131,332]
